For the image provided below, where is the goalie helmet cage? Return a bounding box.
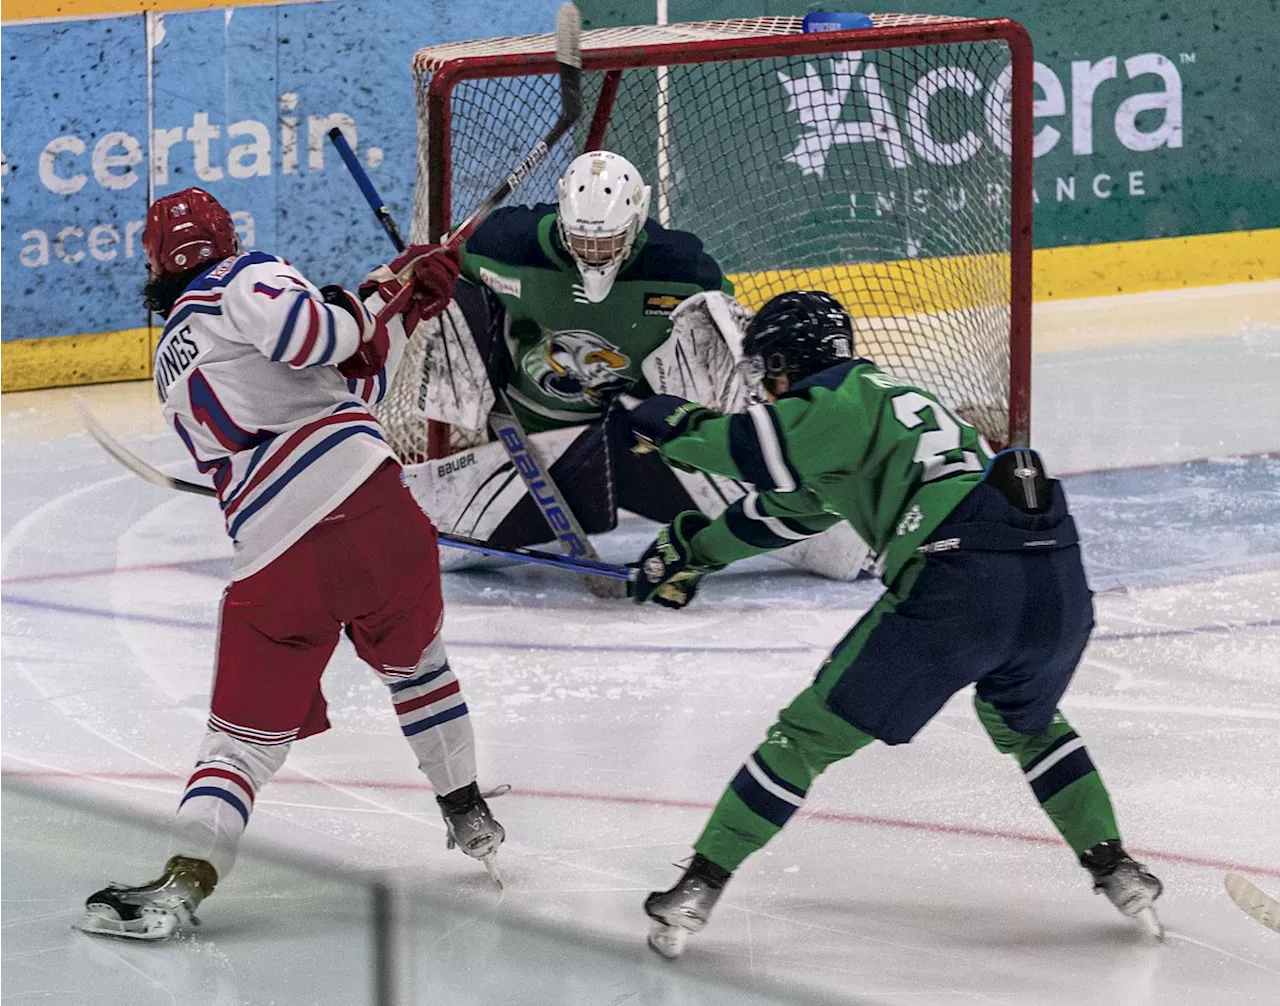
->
[387,14,1033,460]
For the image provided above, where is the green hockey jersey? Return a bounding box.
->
[460,203,731,432]
[656,360,994,586]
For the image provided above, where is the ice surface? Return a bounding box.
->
[3,298,1279,1004]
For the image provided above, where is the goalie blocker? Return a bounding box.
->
[393,281,873,579]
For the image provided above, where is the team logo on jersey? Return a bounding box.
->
[642,293,686,317]
[523,329,632,405]
[895,503,924,536]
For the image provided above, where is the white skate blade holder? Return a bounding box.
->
[74,904,186,941]
[1134,906,1164,941]
[648,919,690,959]
[481,852,504,889]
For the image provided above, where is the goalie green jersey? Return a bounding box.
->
[658,360,995,585]
[460,203,731,433]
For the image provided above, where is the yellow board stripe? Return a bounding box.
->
[2,328,156,392]
[1032,227,1280,300]
[1,0,320,23]
[729,254,1008,315]
[727,227,1280,313]
[3,228,1278,393]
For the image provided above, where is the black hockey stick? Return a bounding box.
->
[75,398,634,588]
[328,5,627,598]
[443,1,583,248]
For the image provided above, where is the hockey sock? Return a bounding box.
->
[377,636,477,797]
[694,686,875,873]
[175,729,289,879]
[974,696,1120,857]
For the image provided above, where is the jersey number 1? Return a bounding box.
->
[891,391,984,482]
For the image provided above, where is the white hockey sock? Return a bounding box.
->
[377,636,477,797]
[175,728,290,880]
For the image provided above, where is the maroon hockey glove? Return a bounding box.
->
[362,244,461,334]
[322,285,390,380]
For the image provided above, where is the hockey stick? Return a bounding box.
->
[1225,873,1280,933]
[327,0,580,257]
[74,398,634,587]
[328,5,626,598]
[328,128,405,252]
[441,1,584,249]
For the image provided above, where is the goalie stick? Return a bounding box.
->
[74,398,634,588]
[329,4,628,598]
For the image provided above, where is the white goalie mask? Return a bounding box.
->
[557,150,652,303]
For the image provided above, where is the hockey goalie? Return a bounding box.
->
[385,149,871,581]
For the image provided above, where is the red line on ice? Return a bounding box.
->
[0,558,223,585]
[6,767,1278,880]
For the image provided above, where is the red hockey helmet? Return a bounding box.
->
[142,187,239,277]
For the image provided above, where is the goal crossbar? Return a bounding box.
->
[402,14,1034,457]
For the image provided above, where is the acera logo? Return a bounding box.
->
[778,52,1183,177]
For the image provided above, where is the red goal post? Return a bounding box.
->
[387,14,1033,460]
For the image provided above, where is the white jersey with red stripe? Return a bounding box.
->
[153,250,405,579]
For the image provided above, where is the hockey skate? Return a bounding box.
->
[644,854,731,959]
[1082,840,1164,939]
[438,782,505,887]
[74,855,218,941]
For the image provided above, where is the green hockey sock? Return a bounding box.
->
[694,686,875,873]
[975,696,1120,857]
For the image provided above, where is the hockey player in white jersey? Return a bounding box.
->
[75,187,504,942]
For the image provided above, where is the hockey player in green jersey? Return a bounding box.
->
[624,291,1164,958]
[458,149,731,432]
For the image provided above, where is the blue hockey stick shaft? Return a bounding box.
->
[328,128,406,253]
[440,535,632,582]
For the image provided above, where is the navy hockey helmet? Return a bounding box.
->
[742,290,854,388]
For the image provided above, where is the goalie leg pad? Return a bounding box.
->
[402,423,617,566]
[661,464,873,582]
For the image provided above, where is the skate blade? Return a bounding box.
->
[1134,906,1164,941]
[1225,872,1280,932]
[481,853,504,889]
[73,910,178,942]
[647,919,689,959]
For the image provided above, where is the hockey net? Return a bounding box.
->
[380,14,1032,459]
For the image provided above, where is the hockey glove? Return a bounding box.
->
[322,285,390,380]
[626,394,718,454]
[633,510,718,609]
[361,244,461,335]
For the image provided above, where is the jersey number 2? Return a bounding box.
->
[891,391,983,482]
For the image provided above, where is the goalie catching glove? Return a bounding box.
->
[361,243,462,335]
[633,511,722,609]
